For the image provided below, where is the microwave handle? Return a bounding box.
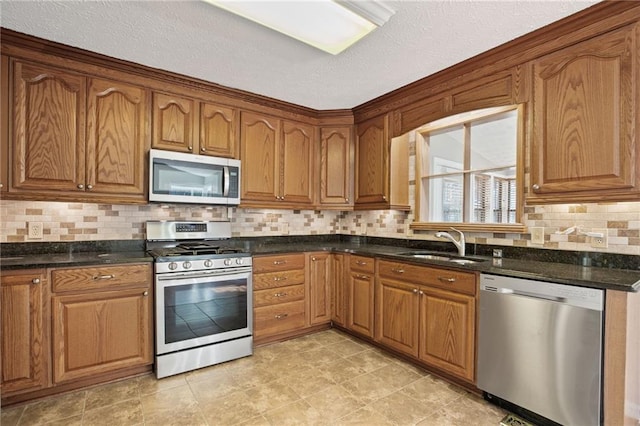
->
[223,166,230,197]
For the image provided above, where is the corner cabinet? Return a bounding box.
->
[354,114,409,210]
[1,269,48,396]
[346,255,375,338]
[50,264,152,384]
[307,252,331,325]
[240,112,314,208]
[8,58,149,203]
[152,91,239,158]
[529,23,640,203]
[319,126,354,208]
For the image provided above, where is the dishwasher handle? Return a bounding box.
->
[485,286,567,303]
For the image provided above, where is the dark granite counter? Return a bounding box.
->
[2,237,639,292]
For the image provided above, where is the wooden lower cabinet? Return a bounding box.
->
[308,252,331,325]
[331,253,347,326]
[1,269,48,396]
[50,264,152,384]
[347,255,375,338]
[376,260,476,382]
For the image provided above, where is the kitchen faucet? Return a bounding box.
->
[435,227,465,257]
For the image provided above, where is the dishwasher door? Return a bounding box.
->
[477,274,603,426]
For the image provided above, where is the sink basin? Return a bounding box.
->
[396,251,485,265]
[407,254,451,261]
[447,258,480,265]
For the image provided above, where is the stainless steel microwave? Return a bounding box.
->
[149,149,240,205]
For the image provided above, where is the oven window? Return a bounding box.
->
[164,279,247,344]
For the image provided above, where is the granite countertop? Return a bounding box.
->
[2,240,639,292]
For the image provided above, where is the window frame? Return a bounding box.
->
[410,104,526,233]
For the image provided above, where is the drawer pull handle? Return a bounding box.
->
[273,260,287,265]
[419,290,424,295]
[32,278,40,285]
[143,291,149,296]
[356,260,367,265]
[273,276,287,282]
[356,274,370,280]
[438,276,456,283]
[275,313,289,320]
[392,268,405,274]
[274,292,288,297]
[413,288,418,294]
[93,274,115,280]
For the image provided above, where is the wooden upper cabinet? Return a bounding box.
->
[281,120,313,205]
[240,111,280,203]
[1,269,48,396]
[200,102,238,158]
[355,114,409,210]
[151,92,238,158]
[86,78,147,196]
[319,126,353,207]
[152,92,197,153]
[11,60,86,192]
[240,111,314,208]
[529,23,640,203]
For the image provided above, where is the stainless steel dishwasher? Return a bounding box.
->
[477,274,604,426]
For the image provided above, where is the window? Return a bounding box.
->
[412,105,524,232]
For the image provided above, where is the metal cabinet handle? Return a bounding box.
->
[274,292,288,297]
[0,183,4,189]
[86,184,93,190]
[200,147,206,152]
[77,184,84,189]
[412,288,418,294]
[273,276,287,282]
[32,278,40,284]
[356,274,370,280]
[392,268,405,274]
[188,146,193,151]
[356,260,367,266]
[419,290,424,295]
[273,260,287,265]
[275,313,289,320]
[345,198,349,202]
[437,276,456,283]
[93,274,115,280]
[143,291,149,296]
[532,184,540,190]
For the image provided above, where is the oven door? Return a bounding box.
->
[155,268,252,355]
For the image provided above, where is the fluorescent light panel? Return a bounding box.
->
[204,0,394,55]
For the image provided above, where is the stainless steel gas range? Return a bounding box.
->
[146,221,252,379]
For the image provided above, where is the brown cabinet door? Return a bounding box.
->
[152,92,197,153]
[347,268,375,338]
[530,24,639,202]
[308,252,331,325]
[375,277,419,357]
[418,287,475,382]
[331,253,347,326]
[200,102,238,158]
[355,115,389,206]
[281,120,314,205]
[52,287,152,383]
[11,60,86,192]
[240,111,280,202]
[320,126,353,206]
[86,78,148,197]
[1,55,9,193]
[1,269,47,395]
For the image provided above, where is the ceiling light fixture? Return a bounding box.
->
[203,0,395,55]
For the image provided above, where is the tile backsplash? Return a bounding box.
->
[1,199,639,255]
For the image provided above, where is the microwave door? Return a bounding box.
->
[223,166,230,197]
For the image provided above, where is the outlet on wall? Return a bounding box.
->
[590,228,608,248]
[530,227,545,245]
[28,222,43,239]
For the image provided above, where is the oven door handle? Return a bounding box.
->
[156,268,252,281]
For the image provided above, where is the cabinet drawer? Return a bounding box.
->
[254,284,305,307]
[52,263,151,293]
[254,300,305,338]
[378,260,476,295]
[349,255,375,273]
[253,254,305,273]
[254,269,305,290]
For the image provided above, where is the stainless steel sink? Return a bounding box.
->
[396,252,485,265]
[407,254,451,261]
[447,258,480,265]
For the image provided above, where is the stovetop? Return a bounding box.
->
[148,242,248,258]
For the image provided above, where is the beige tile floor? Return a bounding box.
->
[1,329,508,426]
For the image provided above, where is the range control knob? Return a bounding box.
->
[236,258,244,265]
[183,261,192,270]
[168,262,178,271]
[224,258,233,266]
[204,259,214,268]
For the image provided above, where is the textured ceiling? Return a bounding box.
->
[1,0,600,110]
